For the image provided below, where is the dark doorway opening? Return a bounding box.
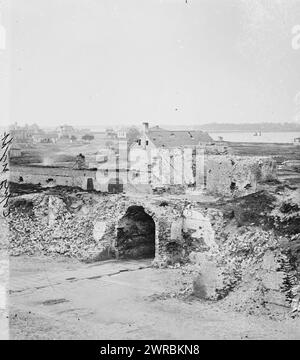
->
[108,178,123,193]
[87,178,94,191]
[116,206,155,259]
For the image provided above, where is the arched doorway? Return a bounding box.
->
[116,206,155,259]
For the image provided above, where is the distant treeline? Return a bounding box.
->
[196,122,300,132]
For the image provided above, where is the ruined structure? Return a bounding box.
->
[8,185,300,315]
[116,205,156,259]
[128,122,277,196]
[205,156,277,197]
[9,121,278,196]
[10,165,97,191]
[10,153,277,197]
[7,124,299,316]
[132,122,213,149]
[8,193,217,264]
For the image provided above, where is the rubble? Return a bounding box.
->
[205,156,277,197]
[8,183,300,317]
[9,193,111,260]
[183,186,300,316]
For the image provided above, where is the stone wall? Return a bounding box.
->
[10,165,97,191]
[129,148,277,197]
[8,192,216,265]
[10,153,277,198]
[185,187,300,315]
[205,156,277,197]
[10,165,153,194]
[8,186,300,314]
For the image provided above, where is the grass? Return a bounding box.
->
[229,142,300,163]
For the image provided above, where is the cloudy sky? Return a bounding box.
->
[2,0,300,128]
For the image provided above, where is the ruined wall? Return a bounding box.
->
[8,191,217,266]
[95,168,130,193]
[11,153,277,198]
[205,156,277,197]
[8,185,300,314]
[184,188,300,316]
[10,165,97,191]
[10,165,152,194]
[8,193,180,263]
[129,147,277,197]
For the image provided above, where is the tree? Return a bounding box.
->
[82,134,94,141]
[126,126,141,148]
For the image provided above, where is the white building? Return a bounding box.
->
[129,122,212,188]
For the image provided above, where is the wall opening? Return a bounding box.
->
[116,206,155,259]
[230,182,237,191]
[108,178,123,193]
[87,178,94,191]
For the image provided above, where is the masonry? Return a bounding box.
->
[10,153,278,198]
[9,147,300,315]
[205,155,277,197]
[10,165,97,190]
[8,185,300,314]
[8,192,219,265]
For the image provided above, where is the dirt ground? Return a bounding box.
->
[8,255,300,340]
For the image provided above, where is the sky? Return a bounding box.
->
[1,0,300,128]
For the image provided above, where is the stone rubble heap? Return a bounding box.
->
[8,184,300,316]
[174,187,300,317]
[8,193,117,260]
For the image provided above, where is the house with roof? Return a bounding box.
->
[32,132,59,143]
[8,146,22,158]
[56,125,76,139]
[293,137,300,146]
[128,122,213,190]
[131,122,212,151]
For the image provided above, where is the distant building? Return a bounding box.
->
[9,123,31,143]
[32,132,58,143]
[294,137,300,146]
[8,147,22,158]
[131,122,213,151]
[117,130,127,139]
[9,123,43,144]
[27,123,41,134]
[56,125,76,139]
[128,122,213,189]
[95,154,108,163]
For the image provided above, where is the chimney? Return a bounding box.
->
[142,122,149,133]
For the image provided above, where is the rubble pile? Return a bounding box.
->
[205,156,277,198]
[178,187,300,316]
[8,183,299,316]
[9,194,109,260]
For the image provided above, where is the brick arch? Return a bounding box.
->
[114,201,160,260]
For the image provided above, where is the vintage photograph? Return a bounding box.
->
[1,0,300,341]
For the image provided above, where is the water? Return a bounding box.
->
[210,132,300,144]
